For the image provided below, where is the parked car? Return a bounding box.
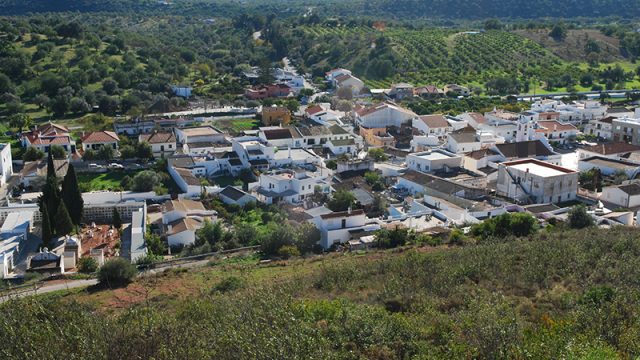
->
[88,163,103,169]
[108,163,124,169]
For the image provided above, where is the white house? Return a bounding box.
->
[163,199,216,247]
[326,138,358,157]
[254,168,330,205]
[139,131,177,157]
[335,74,365,95]
[534,121,579,145]
[175,126,226,151]
[162,198,216,225]
[304,104,343,124]
[310,208,380,249]
[355,102,418,128]
[496,159,578,204]
[578,156,640,178]
[602,182,640,208]
[413,114,452,139]
[446,127,483,153]
[443,84,470,96]
[406,150,462,173]
[584,117,614,140]
[0,143,13,187]
[167,218,203,247]
[81,131,120,152]
[325,68,352,83]
[258,126,303,149]
[578,142,640,160]
[21,122,76,154]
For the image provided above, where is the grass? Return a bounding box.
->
[212,118,260,135]
[77,170,141,191]
[210,175,242,187]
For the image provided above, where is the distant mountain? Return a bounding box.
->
[1,0,639,19]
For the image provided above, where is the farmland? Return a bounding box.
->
[291,24,639,93]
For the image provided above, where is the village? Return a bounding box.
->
[1,65,640,282]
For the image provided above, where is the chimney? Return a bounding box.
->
[347,206,352,215]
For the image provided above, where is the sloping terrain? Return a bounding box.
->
[2,227,640,358]
[515,28,624,62]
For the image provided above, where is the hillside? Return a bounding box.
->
[3,226,640,358]
[1,0,640,19]
[514,28,625,62]
[294,25,563,87]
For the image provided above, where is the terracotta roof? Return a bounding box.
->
[26,135,73,146]
[466,112,487,124]
[81,131,119,144]
[419,114,449,128]
[174,168,201,186]
[140,132,176,144]
[168,217,203,235]
[335,74,355,84]
[582,142,640,155]
[33,122,69,136]
[355,102,416,118]
[320,209,365,219]
[305,105,324,116]
[535,121,577,133]
[165,198,206,212]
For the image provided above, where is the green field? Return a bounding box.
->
[76,170,141,191]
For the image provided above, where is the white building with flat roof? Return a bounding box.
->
[496,159,578,204]
[406,150,462,173]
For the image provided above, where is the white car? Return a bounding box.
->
[108,163,124,169]
[88,163,103,169]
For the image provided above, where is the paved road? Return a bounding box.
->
[0,279,98,303]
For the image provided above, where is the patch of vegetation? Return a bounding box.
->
[5,227,640,358]
[76,170,141,192]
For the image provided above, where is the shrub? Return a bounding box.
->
[277,245,300,259]
[569,205,594,229]
[97,258,137,286]
[77,257,98,273]
[212,276,244,293]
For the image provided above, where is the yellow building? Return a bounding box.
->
[359,126,396,147]
[261,106,291,126]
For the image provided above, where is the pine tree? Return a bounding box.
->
[41,204,53,248]
[112,207,122,230]
[55,201,74,236]
[61,164,84,225]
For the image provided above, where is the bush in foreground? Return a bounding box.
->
[77,257,98,273]
[97,258,137,286]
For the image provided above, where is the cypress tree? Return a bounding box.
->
[55,201,74,236]
[39,176,60,228]
[61,164,84,225]
[41,204,53,248]
[112,207,122,230]
[46,150,56,179]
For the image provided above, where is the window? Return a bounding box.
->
[341,219,346,228]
